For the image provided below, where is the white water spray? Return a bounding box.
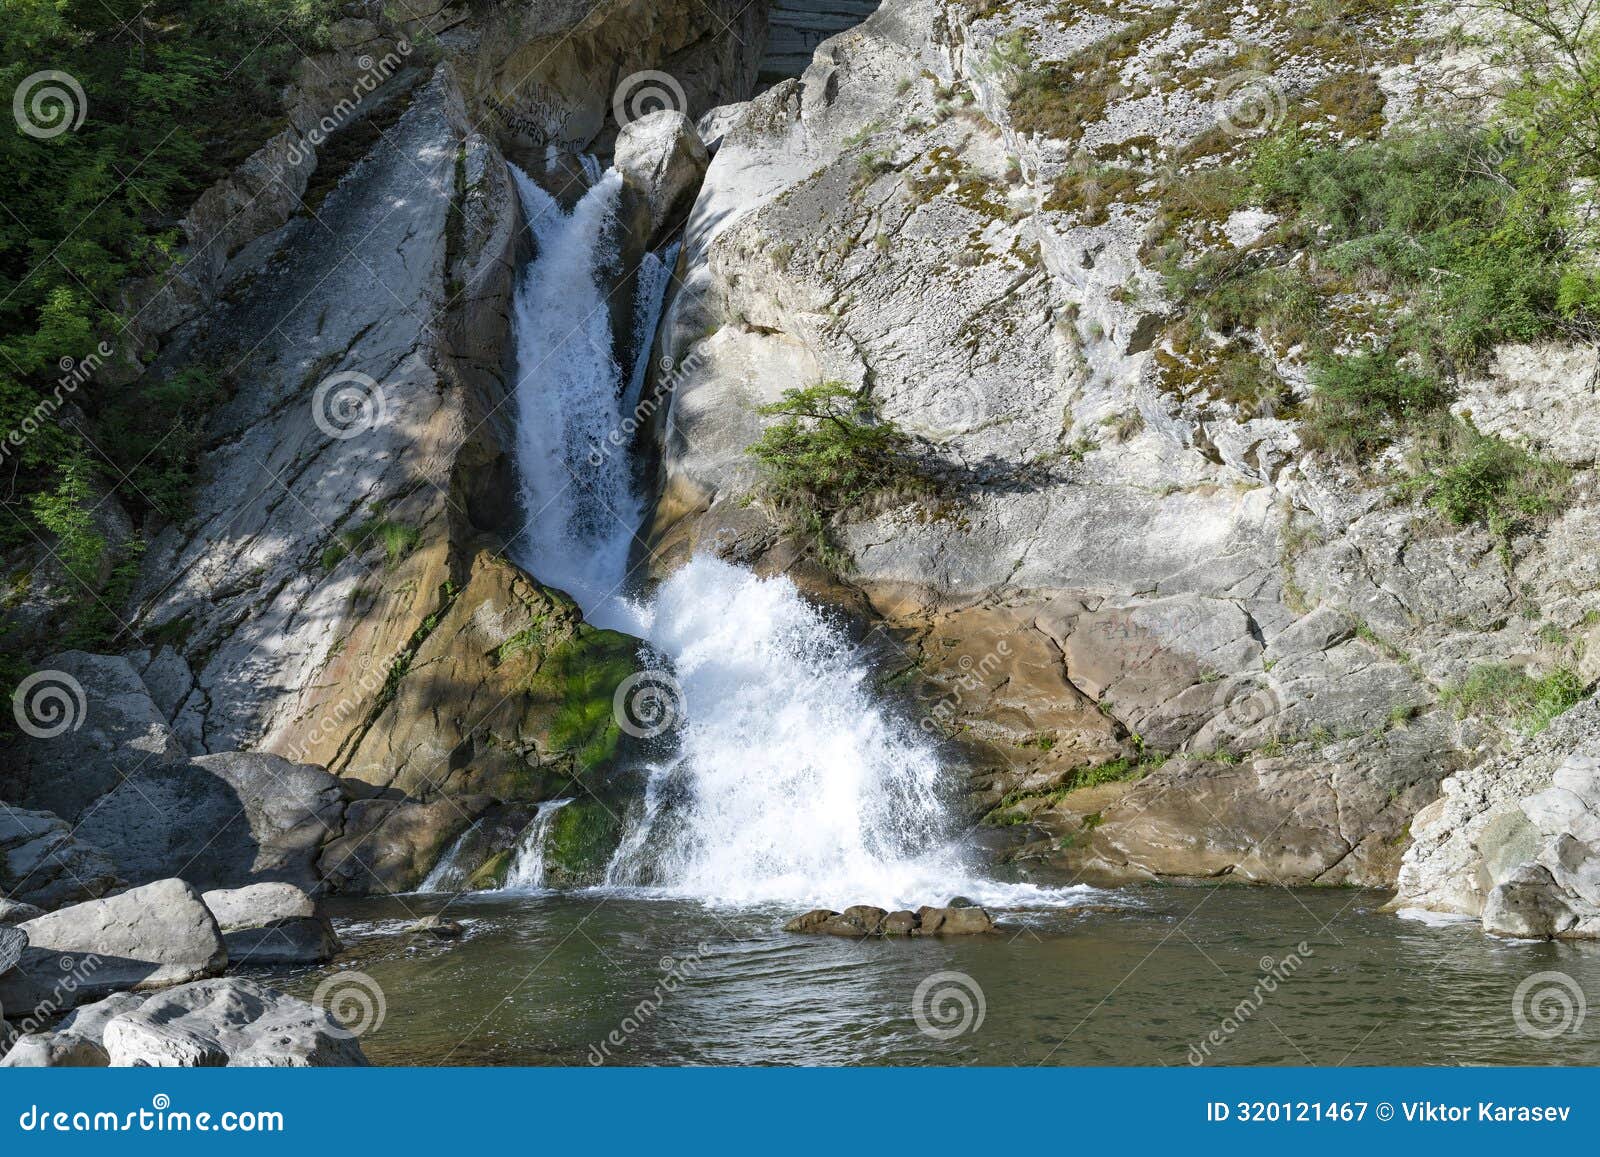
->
[503,798,575,891]
[508,164,1089,909]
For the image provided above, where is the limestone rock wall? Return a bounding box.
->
[639,0,1600,888]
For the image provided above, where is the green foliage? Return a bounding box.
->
[331,509,422,569]
[1442,663,1589,734]
[747,381,926,566]
[1298,349,1446,460]
[0,0,339,590]
[30,451,105,581]
[1400,418,1569,548]
[99,364,232,523]
[1165,113,1583,544]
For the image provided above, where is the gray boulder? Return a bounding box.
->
[614,109,709,247]
[202,883,339,965]
[0,899,46,926]
[0,878,226,1013]
[102,977,368,1067]
[0,925,24,974]
[8,652,185,821]
[0,991,145,1067]
[1483,865,1578,939]
[74,752,346,892]
[0,804,122,910]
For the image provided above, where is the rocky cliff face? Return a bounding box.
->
[640,0,1600,890]
[6,0,763,895]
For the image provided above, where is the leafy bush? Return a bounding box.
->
[0,0,340,592]
[1298,349,1446,460]
[747,382,926,564]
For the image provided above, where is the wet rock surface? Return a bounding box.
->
[784,903,996,936]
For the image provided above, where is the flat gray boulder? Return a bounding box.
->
[74,752,346,892]
[202,883,339,965]
[8,652,185,821]
[0,991,144,1067]
[0,878,226,1013]
[102,977,368,1066]
[0,804,122,910]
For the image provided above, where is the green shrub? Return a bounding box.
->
[747,381,927,564]
[1298,349,1446,460]
[30,452,105,581]
[1402,419,1567,544]
[0,0,343,560]
[1442,663,1588,734]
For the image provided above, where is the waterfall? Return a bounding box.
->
[503,798,575,891]
[507,164,1086,910]
[418,819,485,893]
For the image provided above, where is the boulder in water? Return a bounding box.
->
[783,903,997,937]
[882,910,918,936]
[408,915,465,940]
[916,906,996,935]
[203,883,340,965]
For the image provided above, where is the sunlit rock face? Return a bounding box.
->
[637,0,1600,887]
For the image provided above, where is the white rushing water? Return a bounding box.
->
[508,163,1090,910]
[503,798,575,891]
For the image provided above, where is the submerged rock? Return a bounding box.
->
[407,915,465,940]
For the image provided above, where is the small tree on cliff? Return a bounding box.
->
[746,381,926,567]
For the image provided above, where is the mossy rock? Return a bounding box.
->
[466,849,513,891]
[542,799,624,887]
[529,626,643,774]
